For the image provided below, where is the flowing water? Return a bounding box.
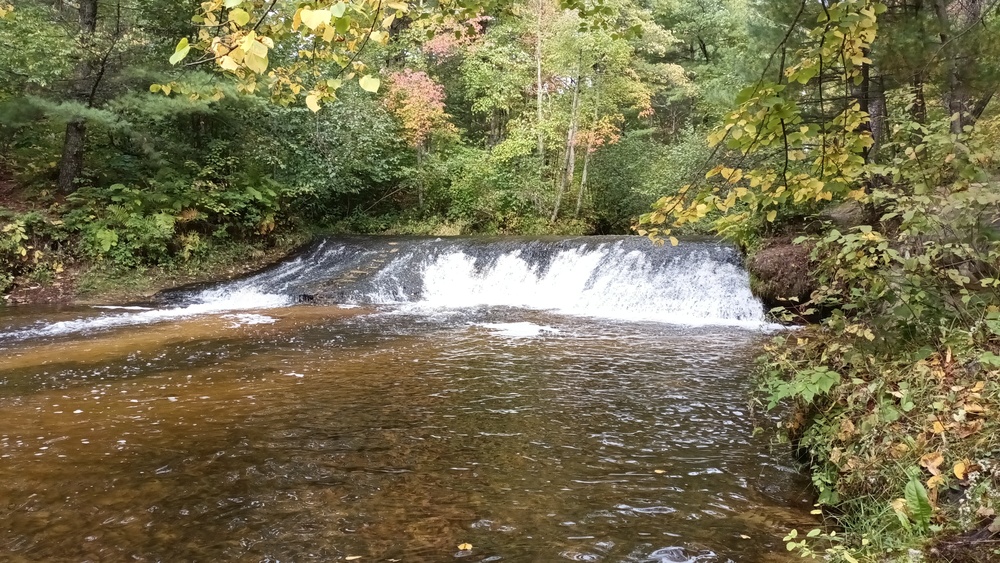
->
[0,236,816,562]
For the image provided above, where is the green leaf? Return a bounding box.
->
[904,475,932,531]
[169,38,190,65]
[331,2,347,18]
[224,0,241,7]
[358,75,380,93]
[95,228,118,253]
[229,8,250,26]
[985,319,1000,336]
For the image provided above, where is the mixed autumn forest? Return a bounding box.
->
[3,0,1000,560]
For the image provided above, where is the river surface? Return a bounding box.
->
[0,237,816,562]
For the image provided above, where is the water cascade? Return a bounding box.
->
[1,236,768,341]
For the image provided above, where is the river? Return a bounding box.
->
[0,236,816,562]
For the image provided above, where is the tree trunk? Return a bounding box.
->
[970,88,996,123]
[868,74,888,160]
[697,36,710,63]
[534,0,545,163]
[576,81,601,219]
[57,0,99,193]
[851,50,875,163]
[932,0,969,135]
[911,73,927,123]
[574,138,591,218]
[551,60,582,223]
[416,147,425,208]
[58,121,87,193]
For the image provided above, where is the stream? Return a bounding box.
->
[0,236,816,562]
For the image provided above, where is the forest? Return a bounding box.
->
[2,0,1000,560]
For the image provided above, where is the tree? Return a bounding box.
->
[383,69,457,206]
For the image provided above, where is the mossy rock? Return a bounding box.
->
[747,240,816,311]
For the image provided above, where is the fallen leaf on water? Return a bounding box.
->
[654,469,665,474]
[458,543,473,551]
[346,557,362,561]
[739,534,751,539]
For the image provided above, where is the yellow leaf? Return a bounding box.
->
[766,210,777,222]
[387,1,409,10]
[300,8,331,30]
[305,94,321,113]
[927,474,945,489]
[169,38,190,65]
[458,543,473,551]
[358,75,380,93]
[244,52,268,74]
[971,381,985,393]
[668,237,678,247]
[932,421,945,434]
[246,39,268,58]
[965,403,985,414]
[919,451,944,475]
[228,7,250,26]
[219,55,240,71]
[323,25,336,42]
[954,461,969,480]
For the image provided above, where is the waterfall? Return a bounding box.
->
[0,236,770,341]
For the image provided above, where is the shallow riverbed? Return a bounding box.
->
[0,302,814,562]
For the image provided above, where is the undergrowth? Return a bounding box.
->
[754,112,1000,560]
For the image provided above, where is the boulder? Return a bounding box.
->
[747,241,817,311]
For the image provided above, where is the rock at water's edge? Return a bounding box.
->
[747,241,816,311]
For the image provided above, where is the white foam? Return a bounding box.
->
[385,247,770,328]
[477,322,560,338]
[221,313,278,327]
[10,288,290,339]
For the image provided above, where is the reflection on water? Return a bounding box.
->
[0,305,815,561]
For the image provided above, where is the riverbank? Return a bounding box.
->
[3,234,310,307]
[744,234,1000,562]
